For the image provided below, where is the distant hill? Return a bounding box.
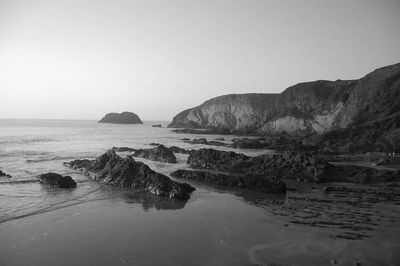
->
[98,112,143,124]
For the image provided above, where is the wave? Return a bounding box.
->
[0,179,39,185]
[0,179,90,185]
[0,197,111,224]
[0,187,105,224]
[0,138,54,146]
[0,150,50,157]
[26,154,95,163]
[26,156,80,163]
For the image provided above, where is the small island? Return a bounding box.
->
[98,112,143,124]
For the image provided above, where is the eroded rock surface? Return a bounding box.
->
[187,149,400,183]
[64,150,194,199]
[37,172,77,188]
[171,169,286,193]
[113,145,177,163]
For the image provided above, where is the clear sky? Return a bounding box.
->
[0,0,399,120]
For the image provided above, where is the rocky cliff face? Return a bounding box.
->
[170,94,279,133]
[169,63,400,137]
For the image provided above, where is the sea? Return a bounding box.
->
[0,119,399,266]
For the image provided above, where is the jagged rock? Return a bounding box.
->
[183,138,227,147]
[171,169,286,193]
[0,170,11,178]
[98,112,143,124]
[149,143,161,146]
[187,148,400,183]
[133,145,177,163]
[64,150,195,199]
[231,138,269,149]
[37,172,77,188]
[114,144,192,156]
[112,146,135,152]
[168,146,192,154]
[188,149,329,182]
[113,145,177,163]
[172,128,232,134]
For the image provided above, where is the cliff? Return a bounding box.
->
[169,63,400,139]
[99,112,143,124]
[169,94,279,133]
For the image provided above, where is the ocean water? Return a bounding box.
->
[1,119,399,266]
[0,119,265,222]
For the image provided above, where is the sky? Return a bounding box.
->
[0,0,399,121]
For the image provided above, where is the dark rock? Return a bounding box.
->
[0,170,11,178]
[183,138,227,147]
[188,149,329,182]
[37,172,77,188]
[149,143,161,146]
[171,128,232,135]
[231,138,269,149]
[323,165,400,183]
[373,158,390,166]
[152,124,162,127]
[114,144,192,157]
[112,146,135,152]
[171,169,286,193]
[64,150,194,199]
[187,148,400,183]
[98,112,143,124]
[132,145,177,163]
[215,137,225,141]
[168,146,192,154]
[113,145,177,163]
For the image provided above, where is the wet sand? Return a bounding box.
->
[1,183,400,266]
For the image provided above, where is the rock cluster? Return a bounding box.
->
[64,150,195,199]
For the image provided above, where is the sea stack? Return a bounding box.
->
[98,112,143,124]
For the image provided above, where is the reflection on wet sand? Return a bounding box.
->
[123,191,188,211]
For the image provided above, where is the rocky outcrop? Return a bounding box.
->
[171,169,286,193]
[98,112,143,124]
[231,138,269,149]
[169,63,400,150]
[0,170,11,178]
[183,138,227,147]
[64,150,195,199]
[168,146,193,154]
[113,145,177,163]
[188,149,329,182]
[37,172,77,188]
[186,148,400,183]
